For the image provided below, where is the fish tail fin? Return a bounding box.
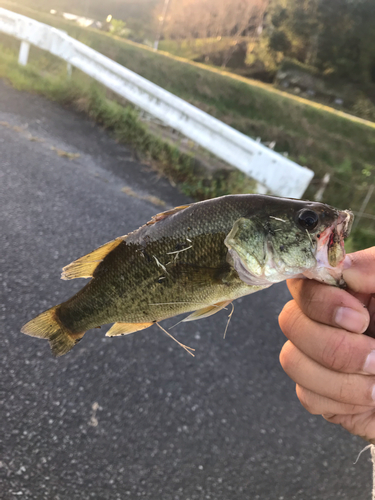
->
[21,306,85,357]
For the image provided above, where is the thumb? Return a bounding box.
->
[343,247,375,294]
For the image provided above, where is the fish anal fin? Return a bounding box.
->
[182,300,232,322]
[61,238,123,280]
[147,205,190,225]
[105,321,154,337]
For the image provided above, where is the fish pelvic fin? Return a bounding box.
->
[21,306,85,357]
[61,238,123,280]
[182,300,232,322]
[105,322,154,337]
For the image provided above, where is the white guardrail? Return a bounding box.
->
[0,8,314,198]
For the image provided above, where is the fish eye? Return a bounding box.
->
[297,209,319,231]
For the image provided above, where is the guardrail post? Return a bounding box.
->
[67,63,72,78]
[256,182,268,194]
[18,41,30,66]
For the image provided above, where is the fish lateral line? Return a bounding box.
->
[149,301,209,306]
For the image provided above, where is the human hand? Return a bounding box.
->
[278,247,375,442]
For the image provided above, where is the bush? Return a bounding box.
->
[279,57,319,77]
[269,30,291,54]
[352,95,375,121]
[109,19,130,38]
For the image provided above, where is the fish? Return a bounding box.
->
[21,194,353,357]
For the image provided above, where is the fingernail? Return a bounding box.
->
[364,351,375,376]
[335,307,368,333]
[322,413,335,419]
[343,255,352,270]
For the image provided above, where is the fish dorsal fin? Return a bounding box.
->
[61,238,123,280]
[147,204,190,225]
[105,322,154,337]
[182,300,232,322]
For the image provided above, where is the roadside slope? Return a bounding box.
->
[0,2,374,248]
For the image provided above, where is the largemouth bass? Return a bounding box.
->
[21,194,353,357]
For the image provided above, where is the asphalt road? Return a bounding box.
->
[0,79,372,500]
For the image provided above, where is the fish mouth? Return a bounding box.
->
[323,209,353,268]
[305,209,353,287]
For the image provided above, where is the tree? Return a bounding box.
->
[109,19,128,37]
[220,0,269,67]
[158,0,375,84]
[269,29,291,53]
[266,0,320,65]
[160,0,268,67]
[266,0,375,82]
[315,0,375,82]
[161,0,265,41]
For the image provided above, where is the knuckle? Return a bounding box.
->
[303,281,344,324]
[364,379,375,405]
[296,386,316,414]
[279,341,300,376]
[347,403,365,415]
[321,332,354,372]
[360,412,375,440]
[286,278,303,297]
[305,282,321,312]
[279,341,293,370]
[337,373,371,405]
[338,374,353,402]
[304,283,334,320]
[278,301,302,339]
[323,414,340,423]
[338,414,365,438]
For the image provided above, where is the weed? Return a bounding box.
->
[0,45,253,202]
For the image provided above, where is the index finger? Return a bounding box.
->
[344,247,375,294]
[287,278,369,334]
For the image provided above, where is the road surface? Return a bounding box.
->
[0,79,371,499]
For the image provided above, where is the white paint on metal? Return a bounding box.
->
[0,7,314,198]
[18,40,30,65]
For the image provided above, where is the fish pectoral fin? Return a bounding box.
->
[105,322,154,337]
[61,238,123,280]
[182,300,232,322]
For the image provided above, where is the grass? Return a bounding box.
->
[158,37,247,62]
[0,0,374,249]
[0,44,256,201]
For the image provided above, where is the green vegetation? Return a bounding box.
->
[0,44,256,201]
[158,38,242,63]
[266,0,375,85]
[109,19,129,38]
[0,0,158,39]
[162,0,375,87]
[0,1,374,249]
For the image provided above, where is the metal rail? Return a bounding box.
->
[0,7,314,198]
